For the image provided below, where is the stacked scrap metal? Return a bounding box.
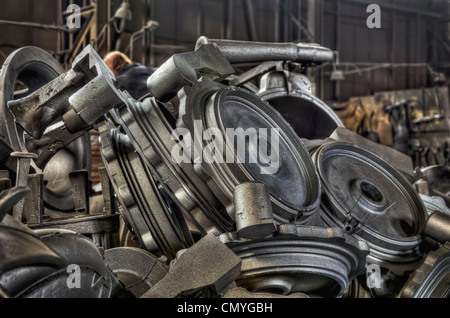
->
[0,38,448,298]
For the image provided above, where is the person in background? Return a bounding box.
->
[103,51,157,100]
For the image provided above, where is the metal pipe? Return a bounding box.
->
[195,36,333,64]
[423,210,450,243]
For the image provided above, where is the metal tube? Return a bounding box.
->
[423,210,450,243]
[195,36,333,64]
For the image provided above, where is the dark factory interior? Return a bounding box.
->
[0,0,449,301]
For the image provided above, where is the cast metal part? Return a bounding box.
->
[0,46,92,211]
[104,247,169,298]
[146,43,235,103]
[419,194,450,216]
[141,233,242,298]
[311,141,426,273]
[0,186,30,223]
[8,45,125,139]
[233,182,277,240]
[399,242,450,298]
[0,197,120,298]
[330,127,415,180]
[258,70,344,140]
[99,120,193,259]
[179,77,322,224]
[423,210,450,243]
[421,165,450,195]
[195,37,334,65]
[219,225,369,298]
[112,94,233,234]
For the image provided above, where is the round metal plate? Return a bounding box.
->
[180,78,321,224]
[220,225,369,298]
[312,141,426,270]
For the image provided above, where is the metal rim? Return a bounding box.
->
[400,242,450,298]
[312,141,426,268]
[113,94,234,234]
[180,78,322,224]
[99,119,193,260]
[220,225,369,298]
[0,46,91,211]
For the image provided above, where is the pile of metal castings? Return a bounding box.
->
[0,37,449,299]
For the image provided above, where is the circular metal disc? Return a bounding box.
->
[313,141,426,269]
[181,78,321,224]
[220,225,369,298]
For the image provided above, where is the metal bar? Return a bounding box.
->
[69,170,90,214]
[23,173,44,224]
[280,0,314,41]
[11,152,38,221]
[69,12,95,63]
[99,167,114,215]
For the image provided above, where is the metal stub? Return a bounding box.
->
[311,141,427,272]
[219,225,369,298]
[233,182,276,240]
[399,242,450,298]
[146,43,235,103]
[179,78,322,225]
[423,210,450,243]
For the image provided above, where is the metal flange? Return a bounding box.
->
[179,77,322,225]
[111,92,234,234]
[99,119,193,260]
[399,242,450,298]
[219,224,369,298]
[311,141,426,273]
